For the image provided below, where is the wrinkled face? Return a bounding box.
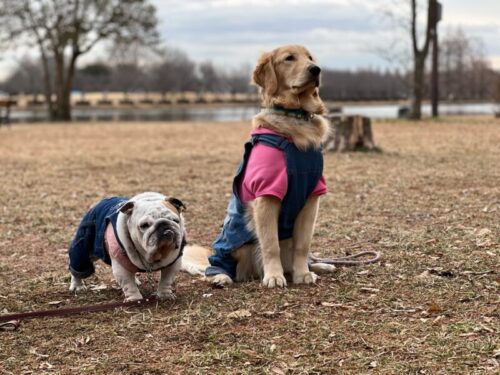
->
[252,44,326,113]
[121,198,185,263]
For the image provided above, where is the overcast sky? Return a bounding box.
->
[1,0,499,80]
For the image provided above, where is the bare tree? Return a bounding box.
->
[409,0,436,119]
[150,48,199,98]
[0,0,159,121]
[1,57,44,99]
[199,61,221,93]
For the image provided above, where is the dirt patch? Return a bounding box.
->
[0,118,498,374]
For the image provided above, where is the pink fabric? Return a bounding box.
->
[105,223,139,273]
[239,128,327,204]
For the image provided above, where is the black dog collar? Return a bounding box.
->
[265,106,315,121]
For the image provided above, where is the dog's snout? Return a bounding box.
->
[156,222,175,241]
[161,229,175,241]
[308,64,321,76]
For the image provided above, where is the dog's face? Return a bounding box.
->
[120,195,186,263]
[252,44,326,114]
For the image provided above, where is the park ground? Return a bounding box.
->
[0,117,498,374]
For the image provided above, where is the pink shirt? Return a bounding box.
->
[239,128,327,204]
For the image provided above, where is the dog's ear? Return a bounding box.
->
[166,197,186,213]
[252,52,277,96]
[120,201,135,215]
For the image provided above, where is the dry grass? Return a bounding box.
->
[0,117,498,374]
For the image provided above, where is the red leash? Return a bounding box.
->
[0,296,159,331]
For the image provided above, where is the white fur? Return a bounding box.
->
[69,192,184,301]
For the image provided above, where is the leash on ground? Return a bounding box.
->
[0,295,160,331]
[0,264,160,332]
[309,250,381,266]
[1,250,381,332]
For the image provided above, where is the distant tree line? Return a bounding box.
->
[1,31,498,103]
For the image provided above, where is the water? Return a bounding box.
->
[9,102,498,122]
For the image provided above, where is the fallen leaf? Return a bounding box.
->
[360,287,380,294]
[48,301,62,306]
[427,303,443,314]
[271,367,285,375]
[29,348,49,358]
[263,311,276,317]
[476,228,491,237]
[90,284,107,291]
[417,270,431,279]
[368,361,377,368]
[227,309,252,319]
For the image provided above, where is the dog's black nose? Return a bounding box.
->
[156,222,175,241]
[308,64,321,76]
[161,230,175,241]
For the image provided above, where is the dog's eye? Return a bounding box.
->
[285,55,295,62]
[308,55,313,61]
[172,217,180,224]
[139,222,151,231]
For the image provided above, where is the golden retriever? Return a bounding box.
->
[182,45,334,287]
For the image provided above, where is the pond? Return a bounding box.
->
[10,102,498,122]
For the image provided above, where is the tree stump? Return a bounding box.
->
[324,115,377,152]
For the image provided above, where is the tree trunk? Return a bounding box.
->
[410,55,426,120]
[51,52,78,122]
[39,47,55,121]
[324,115,378,152]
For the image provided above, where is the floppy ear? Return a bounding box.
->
[252,52,278,96]
[120,201,135,215]
[166,197,186,213]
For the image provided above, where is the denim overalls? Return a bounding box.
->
[206,133,323,279]
[68,197,130,278]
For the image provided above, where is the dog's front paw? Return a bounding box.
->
[156,289,176,301]
[124,292,143,302]
[293,271,318,285]
[69,276,86,292]
[207,273,233,288]
[262,273,287,288]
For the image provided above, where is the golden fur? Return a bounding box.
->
[182,45,335,287]
[251,44,330,150]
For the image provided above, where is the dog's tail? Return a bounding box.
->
[181,245,212,276]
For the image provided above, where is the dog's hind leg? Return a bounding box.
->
[292,196,320,285]
[207,273,233,287]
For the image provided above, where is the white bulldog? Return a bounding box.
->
[68,192,186,301]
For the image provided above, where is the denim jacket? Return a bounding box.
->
[68,197,129,278]
[206,133,323,279]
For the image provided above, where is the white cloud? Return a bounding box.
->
[1,0,499,80]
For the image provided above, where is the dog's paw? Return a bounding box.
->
[207,274,233,288]
[156,289,176,301]
[262,274,287,288]
[69,277,86,292]
[293,271,318,285]
[124,293,143,302]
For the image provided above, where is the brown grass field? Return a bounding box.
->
[0,117,498,374]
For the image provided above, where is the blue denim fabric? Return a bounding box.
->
[206,133,323,279]
[68,197,128,278]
